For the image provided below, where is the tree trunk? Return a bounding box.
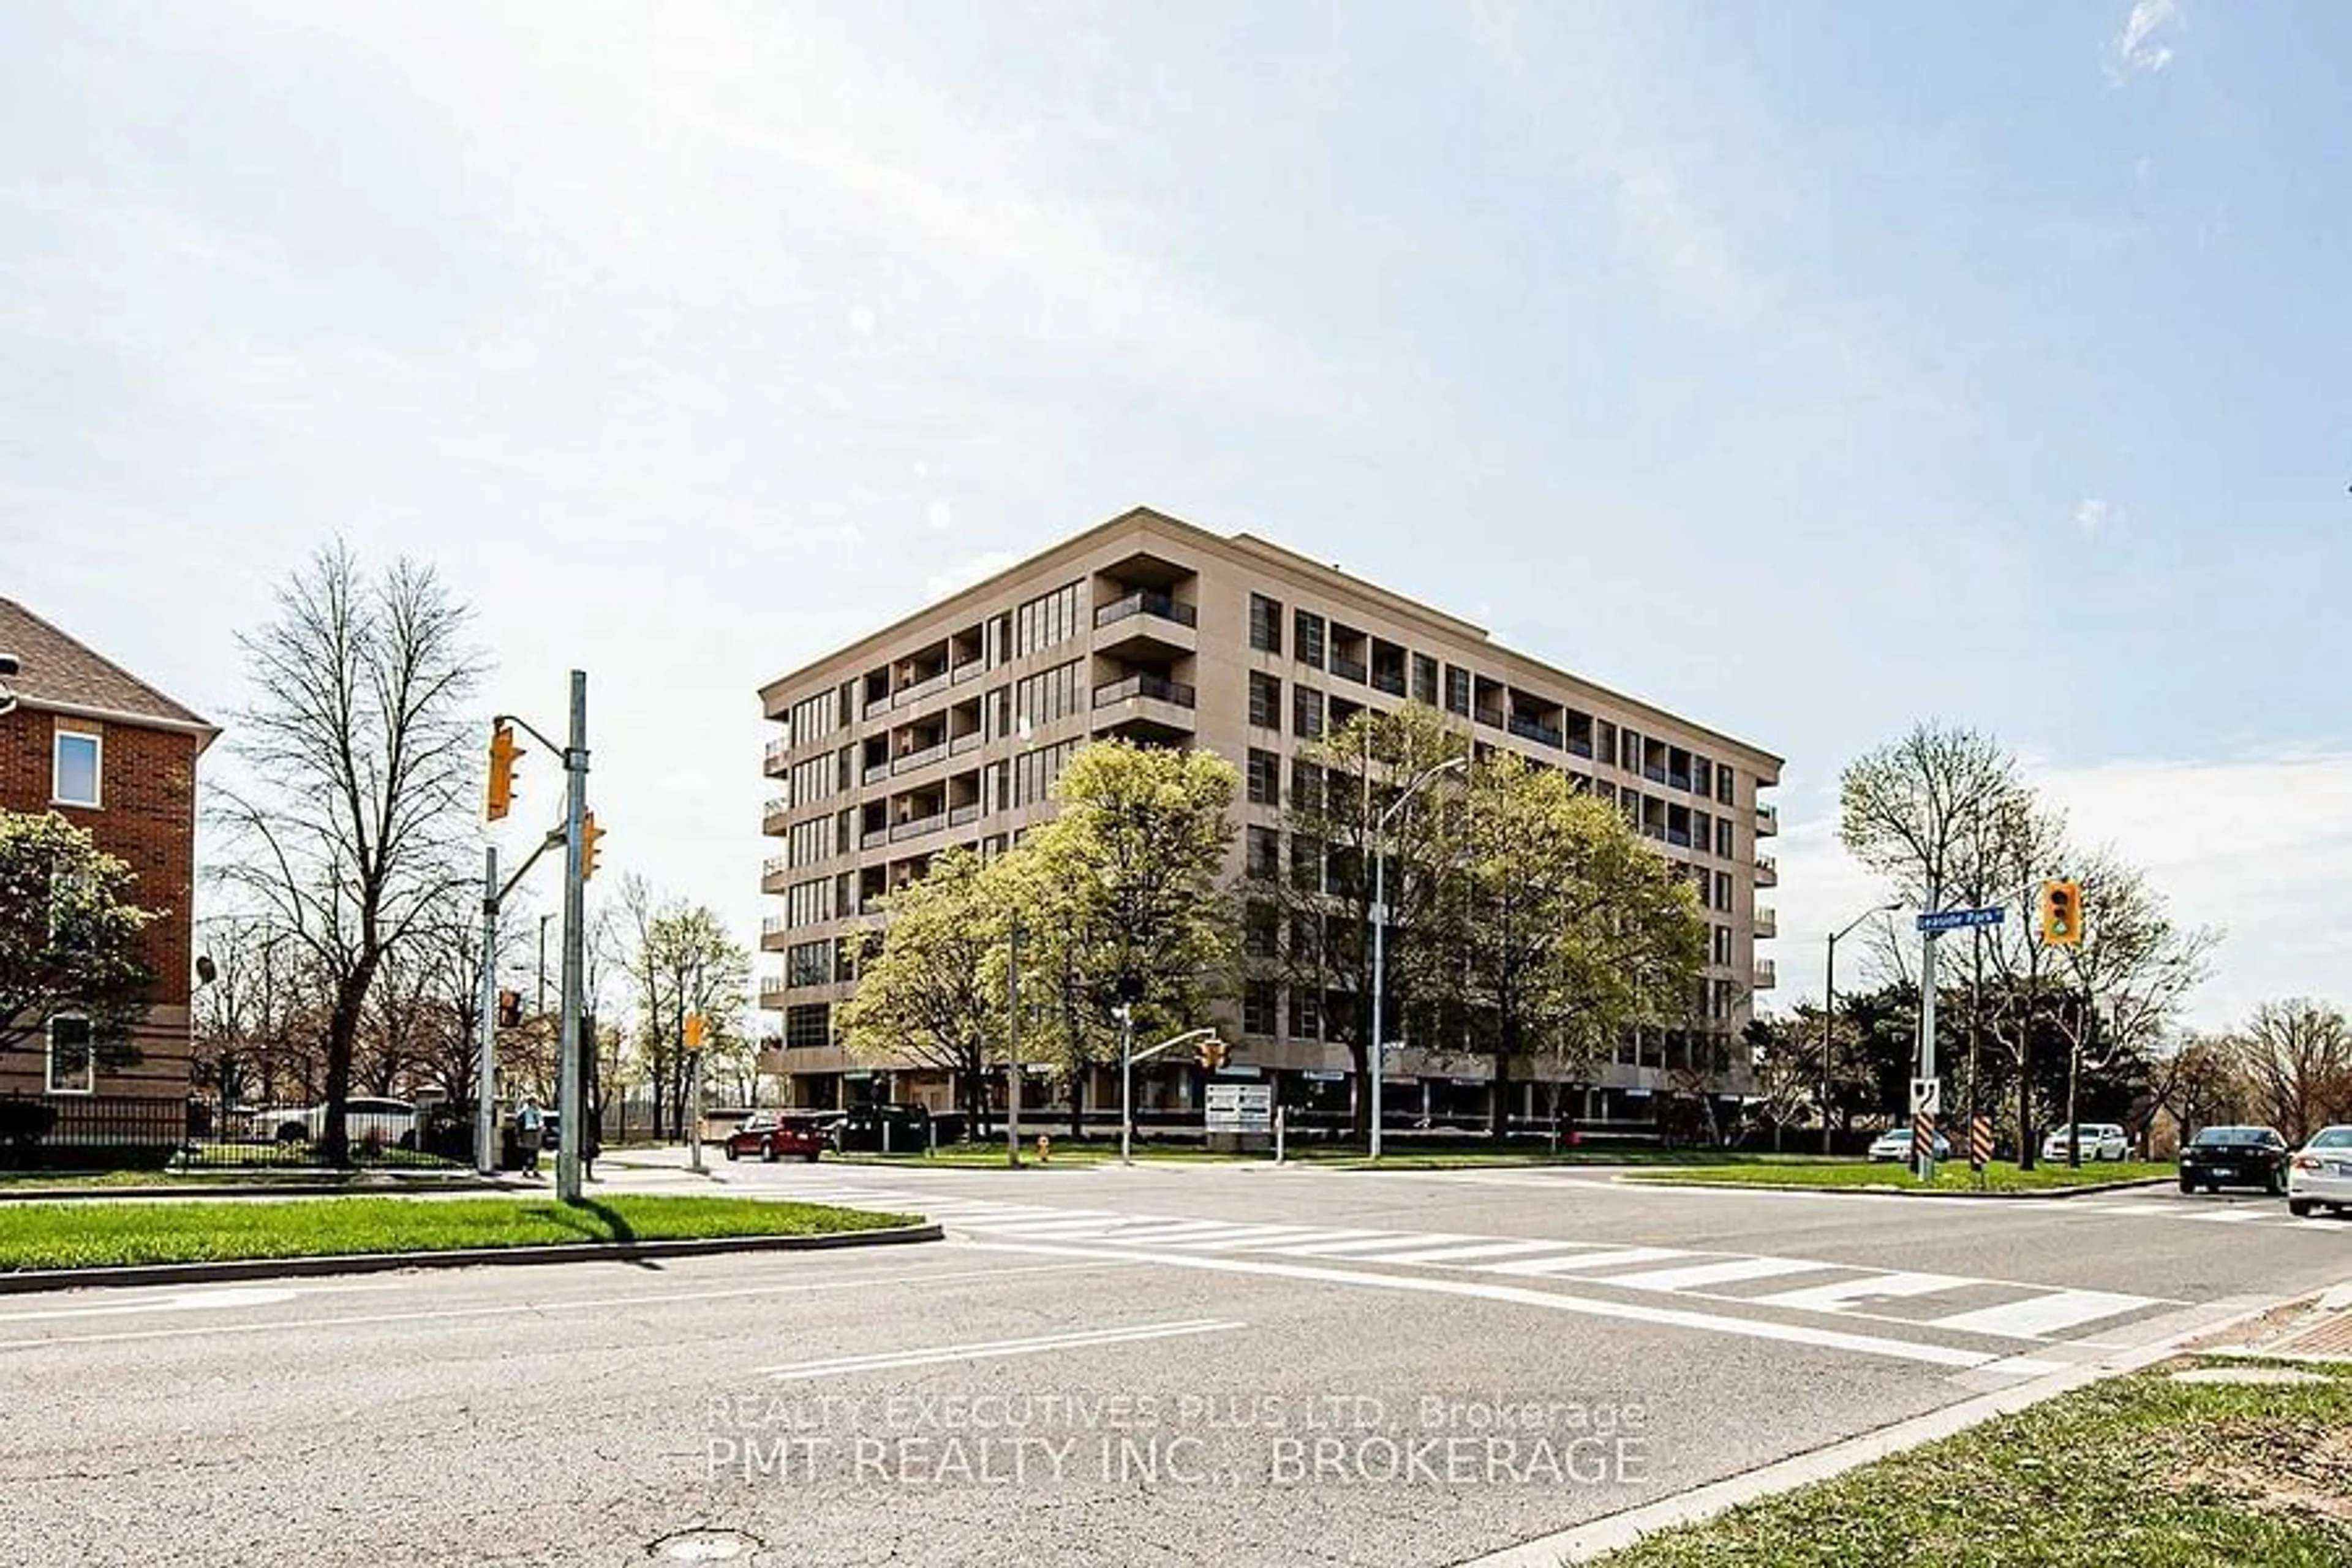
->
[1068,1071,1087,1140]
[1488,1016,1517,1139]
[1346,1037,1371,1142]
[2016,1025,2037,1170]
[320,961,375,1167]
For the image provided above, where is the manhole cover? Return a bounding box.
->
[2171,1366,2331,1386]
[648,1528,761,1562]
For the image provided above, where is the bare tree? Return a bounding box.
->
[2232,999,2352,1144]
[213,543,484,1164]
[2146,1033,2252,1153]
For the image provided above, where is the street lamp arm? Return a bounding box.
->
[1130,1027,1221,1066]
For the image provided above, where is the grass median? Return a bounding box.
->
[1595,1358,2352,1566]
[1625,1158,2175,1193]
[0,1194,918,1273]
[827,1144,1852,1170]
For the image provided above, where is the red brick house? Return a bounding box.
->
[0,598,216,1108]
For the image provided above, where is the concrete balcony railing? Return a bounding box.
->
[892,741,948,776]
[861,828,890,851]
[894,671,951,709]
[1093,674,1196,710]
[864,762,892,786]
[1755,854,1778,888]
[1507,715,1562,748]
[1754,907,1777,940]
[760,854,790,888]
[949,731,982,756]
[763,738,791,777]
[1756,803,1779,837]
[1093,589,1197,630]
[889,811,948,843]
[951,659,987,685]
[949,803,983,827]
[762,796,790,832]
[1753,958,1777,990]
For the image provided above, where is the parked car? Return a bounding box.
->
[273,1098,420,1150]
[2040,1123,2130,1163]
[722,1112,831,1163]
[2287,1126,2352,1218]
[830,1102,933,1153]
[1867,1126,1950,1162]
[2177,1125,2290,1194]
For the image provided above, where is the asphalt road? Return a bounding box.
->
[4,1154,2346,1568]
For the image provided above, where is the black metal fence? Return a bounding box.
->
[0,1093,472,1172]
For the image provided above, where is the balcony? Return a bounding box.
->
[1665,827,1692,849]
[1756,803,1779,837]
[1474,708,1506,729]
[864,762,892,786]
[894,670,951,709]
[1507,715,1562,748]
[1095,674,1196,710]
[951,659,987,685]
[892,741,948,776]
[1755,855,1778,888]
[762,796,790,833]
[1093,674,1197,742]
[1754,907,1777,940]
[763,738,790,777]
[1566,736,1595,760]
[862,827,890,851]
[760,854,790,890]
[1330,654,1369,685]
[758,975,790,1006]
[949,803,983,827]
[1753,958,1777,990]
[864,695,892,721]
[889,811,948,843]
[1668,772,1692,793]
[1643,764,1668,785]
[1093,590,1197,659]
[950,731,982,756]
[1371,669,1406,698]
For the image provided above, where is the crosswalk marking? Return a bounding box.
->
[1481,1246,1689,1277]
[1257,1232,1416,1256]
[1927,1288,2152,1338]
[1596,1256,1830,1292]
[1751,1272,1978,1314]
[1363,1238,1591,1265]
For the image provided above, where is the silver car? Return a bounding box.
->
[2288,1126,2352,1218]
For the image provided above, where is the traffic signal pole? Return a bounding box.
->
[556,671,589,1202]
[474,845,499,1176]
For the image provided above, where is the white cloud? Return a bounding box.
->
[2074,497,2114,536]
[1768,749,2352,1030]
[2114,0,2182,80]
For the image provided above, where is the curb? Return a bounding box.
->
[0,1178,520,1204]
[0,1221,943,1294]
[1455,1286,2308,1567]
[1619,1175,2175,1200]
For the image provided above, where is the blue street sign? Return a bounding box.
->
[1917,906,2005,933]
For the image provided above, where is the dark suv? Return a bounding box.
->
[830,1102,933,1154]
[2178,1125,2290,1194]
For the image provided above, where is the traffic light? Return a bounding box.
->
[2040,879,2082,946]
[1200,1040,1228,1072]
[581,812,605,881]
[684,1012,705,1053]
[496,988,522,1029]
[486,722,521,822]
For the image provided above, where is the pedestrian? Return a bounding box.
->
[514,1099,543,1175]
[582,1117,601,1183]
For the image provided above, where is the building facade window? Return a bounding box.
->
[786,816,831,869]
[786,941,834,987]
[1014,581,1082,657]
[784,877,834,929]
[46,1014,93,1095]
[1411,654,1439,706]
[788,688,840,750]
[1716,819,1734,859]
[53,730,100,809]
[789,754,834,809]
[1712,926,1733,967]
[1292,684,1324,740]
[1249,594,1284,655]
[1443,666,1471,717]
[1713,871,1733,912]
[1245,826,1281,880]
[1288,990,1321,1041]
[1248,671,1282,730]
[1011,740,1077,807]
[1294,610,1325,669]
[1291,759,1324,814]
[784,1003,831,1050]
[1243,901,1280,958]
[1246,748,1280,806]
[1243,982,1278,1038]
[1012,660,1084,729]
[1717,766,1736,806]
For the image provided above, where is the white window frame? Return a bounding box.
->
[53,727,103,809]
[47,1013,95,1096]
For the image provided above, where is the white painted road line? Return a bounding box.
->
[1360,1238,1594,1266]
[1256,1232,1419,1256]
[756,1317,1245,1381]
[1481,1246,1690,1277]
[959,1241,2007,1370]
[1928,1288,2155,1339]
[1749,1272,1980,1315]
[1597,1256,1830,1293]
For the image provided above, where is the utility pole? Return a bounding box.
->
[1917,895,1940,1183]
[537,912,552,1018]
[474,845,499,1176]
[1116,1003,1136,1166]
[555,670,589,1202]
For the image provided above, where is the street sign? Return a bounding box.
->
[1916,906,2005,933]
[1205,1082,1273,1134]
[1909,1077,1942,1115]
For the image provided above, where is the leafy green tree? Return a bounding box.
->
[1439,754,1707,1137]
[619,876,752,1136]
[1005,740,1238,1134]
[838,846,1005,1128]
[1273,703,1468,1137]
[0,809,158,1073]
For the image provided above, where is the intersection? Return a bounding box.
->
[4,1158,2344,1566]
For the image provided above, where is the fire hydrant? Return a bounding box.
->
[1036,1133,1052,1164]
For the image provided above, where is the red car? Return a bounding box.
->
[722,1112,831,1163]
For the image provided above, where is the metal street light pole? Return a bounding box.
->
[1822,903,1901,1156]
[1370,753,1469,1162]
[1005,918,1023,1169]
[1116,1004,1136,1166]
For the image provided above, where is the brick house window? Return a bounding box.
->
[47,1014,94,1095]
[53,730,100,809]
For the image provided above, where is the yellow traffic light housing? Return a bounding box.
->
[1200,1039,1228,1072]
[581,812,605,881]
[2040,879,2082,946]
[496,988,522,1029]
[684,1012,705,1052]
[486,722,521,821]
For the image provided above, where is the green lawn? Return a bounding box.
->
[1595,1359,2352,1567]
[827,1142,1850,1170]
[0,1194,917,1272]
[1626,1158,2175,1193]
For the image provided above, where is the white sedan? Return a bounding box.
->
[2288,1126,2352,1218]
[2040,1123,2129,1162]
[1868,1127,1950,1162]
[271,1097,421,1150]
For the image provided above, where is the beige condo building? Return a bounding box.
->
[757,507,1782,1133]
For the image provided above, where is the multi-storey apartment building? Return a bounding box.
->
[756,507,1781,1131]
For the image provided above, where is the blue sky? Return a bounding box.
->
[4,1,2346,1027]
